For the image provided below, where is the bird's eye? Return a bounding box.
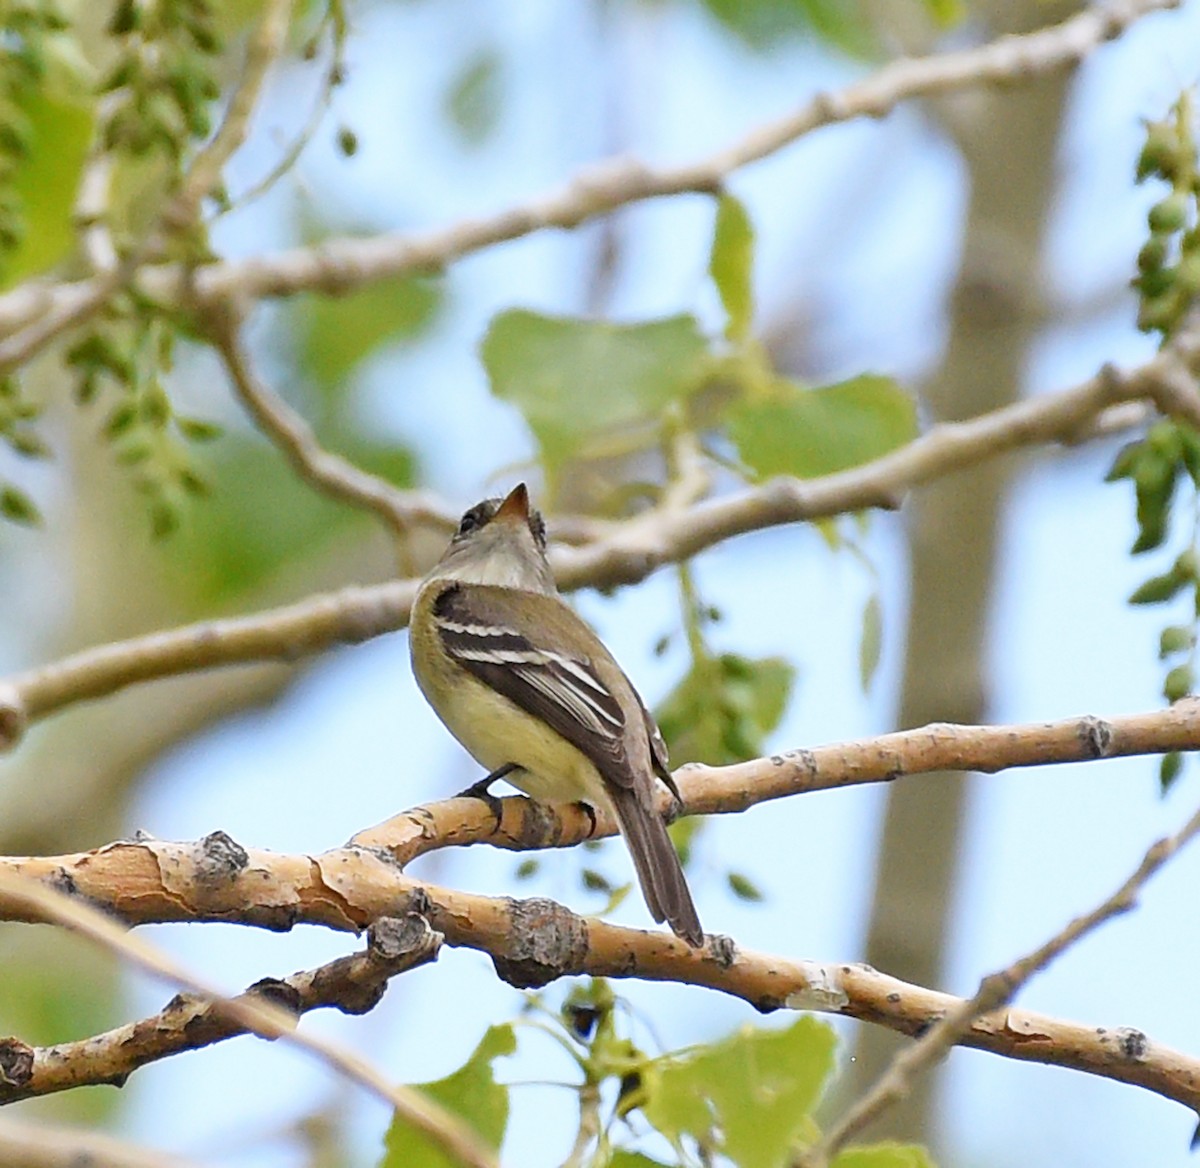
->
[457,502,495,536]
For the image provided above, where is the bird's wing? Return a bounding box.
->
[430,582,638,788]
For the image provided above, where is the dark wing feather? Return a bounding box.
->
[433,584,635,785]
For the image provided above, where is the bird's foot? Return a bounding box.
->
[455,762,517,827]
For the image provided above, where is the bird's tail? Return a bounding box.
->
[609,788,703,947]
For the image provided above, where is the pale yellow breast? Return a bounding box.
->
[410,582,611,810]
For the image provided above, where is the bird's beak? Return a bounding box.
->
[494,482,530,526]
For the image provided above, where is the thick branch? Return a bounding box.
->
[0,815,1196,1120]
[0,0,1173,342]
[0,867,493,1168]
[2,340,1195,749]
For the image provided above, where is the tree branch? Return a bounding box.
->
[167,0,294,230]
[805,799,1200,1164]
[348,699,1200,863]
[0,911,441,1104]
[0,580,415,749]
[0,1117,200,1168]
[0,0,1173,343]
[3,336,1194,750]
[205,302,425,544]
[0,867,495,1168]
[0,807,1196,1122]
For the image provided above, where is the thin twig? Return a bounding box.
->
[72,94,122,274]
[167,0,294,230]
[805,800,1200,1165]
[0,268,127,379]
[0,0,1174,340]
[205,303,419,545]
[228,4,349,212]
[0,1117,200,1168]
[0,868,496,1168]
[0,913,442,1103]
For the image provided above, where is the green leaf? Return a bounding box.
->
[1131,452,1178,555]
[859,592,882,689]
[729,374,917,481]
[832,1142,937,1168]
[444,48,502,146]
[1105,439,1142,483]
[296,275,444,397]
[1129,571,1190,606]
[481,310,711,476]
[1160,625,1194,658]
[1164,663,1193,703]
[920,0,963,25]
[0,484,40,525]
[656,653,795,768]
[710,193,755,341]
[1160,750,1185,793]
[609,1153,672,1168]
[177,416,223,443]
[696,0,876,57]
[382,1024,516,1168]
[161,435,414,605]
[642,1016,837,1168]
[1,90,93,288]
[727,871,764,902]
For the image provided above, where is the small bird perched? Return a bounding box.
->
[409,483,703,947]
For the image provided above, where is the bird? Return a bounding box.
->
[408,482,703,947]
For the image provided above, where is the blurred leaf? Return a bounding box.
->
[1164,662,1193,703]
[859,592,882,690]
[1160,749,1185,793]
[657,653,794,767]
[609,1153,671,1168]
[0,483,41,525]
[695,0,876,57]
[1159,625,1194,658]
[2,90,92,288]
[710,193,755,341]
[1133,463,1178,555]
[582,868,613,892]
[669,813,703,866]
[727,871,764,901]
[1129,570,1190,605]
[444,48,502,146]
[382,1024,515,1168]
[177,416,223,442]
[162,434,415,605]
[729,374,916,481]
[296,275,444,398]
[0,933,120,1125]
[641,1016,836,1168]
[833,1143,937,1168]
[481,310,711,476]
